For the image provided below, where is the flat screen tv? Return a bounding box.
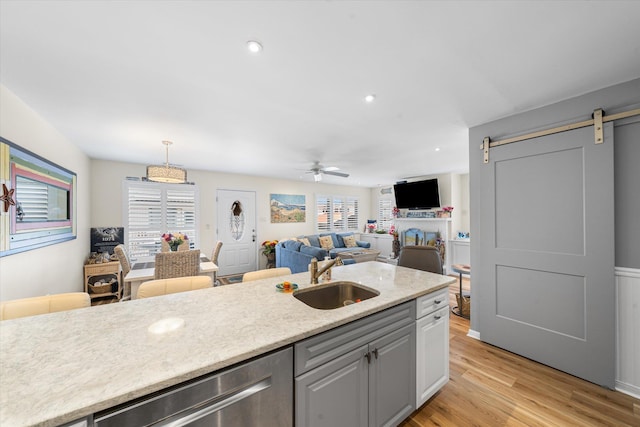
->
[393,178,441,210]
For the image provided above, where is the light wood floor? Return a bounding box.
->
[400,276,640,427]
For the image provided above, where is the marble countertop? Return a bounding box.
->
[0,262,454,427]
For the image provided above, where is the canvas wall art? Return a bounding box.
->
[270,194,305,223]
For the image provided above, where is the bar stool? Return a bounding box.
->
[451,263,471,318]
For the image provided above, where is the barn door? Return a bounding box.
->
[478,123,615,387]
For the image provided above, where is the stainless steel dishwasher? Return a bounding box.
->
[93,347,292,427]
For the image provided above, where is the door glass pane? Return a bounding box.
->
[229,200,245,241]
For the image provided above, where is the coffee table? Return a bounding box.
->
[338,249,381,263]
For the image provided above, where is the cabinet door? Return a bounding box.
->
[368,324,415,427]
[296,345,369,427]
[416,306,449,407]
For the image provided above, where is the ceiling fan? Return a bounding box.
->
[307,162,350,182]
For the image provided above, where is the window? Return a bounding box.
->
[316,195,359,232]
[123,181,199,259]
[378,198,394,231]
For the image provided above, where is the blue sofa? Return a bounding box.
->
[275,232,371,274]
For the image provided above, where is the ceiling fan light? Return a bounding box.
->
[314,172,322,182]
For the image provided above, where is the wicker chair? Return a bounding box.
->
[397,245,443,274]
[114,244,132,300]
[154,249,201,279]
[137,276,212,299]
[211,240,223,265]
[242,267,292,283]
[1,292,90,320]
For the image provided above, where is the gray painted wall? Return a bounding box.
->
[469,78,640,330]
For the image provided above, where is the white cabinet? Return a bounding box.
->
[359,234,394,259]
[415,289,449,408]
[295,302,415,427]
[449,239,471,268]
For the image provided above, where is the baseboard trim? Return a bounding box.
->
[615,266,640,278]
[615,380,640,399]
[467,329,480,340]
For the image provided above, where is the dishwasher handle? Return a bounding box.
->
[159,377,272,427]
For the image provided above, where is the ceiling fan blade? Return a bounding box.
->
[322,170,349,178]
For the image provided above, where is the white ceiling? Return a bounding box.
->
[2,1,640,187]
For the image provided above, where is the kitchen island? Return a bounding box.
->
[0,262,454,427]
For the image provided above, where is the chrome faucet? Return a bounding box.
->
[310,257,343,284]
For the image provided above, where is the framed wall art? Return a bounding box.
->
[0,136,77,257]
[270,193,305,223]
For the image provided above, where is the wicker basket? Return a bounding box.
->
[89,282,113,294]
[456,293,471,318]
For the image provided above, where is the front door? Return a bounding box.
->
[477,123,615,387]
[216,189,257,276]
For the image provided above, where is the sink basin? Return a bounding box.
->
[293,281,379,310]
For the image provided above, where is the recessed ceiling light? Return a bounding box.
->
[364,94,376,103]
[247,40,263,53]
[435,147,441,152]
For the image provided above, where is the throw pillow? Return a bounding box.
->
[342,235,358,248]
[319,235,334,250]
[299,237,311,246]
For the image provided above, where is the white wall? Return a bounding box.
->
[0,85,92,301]
[91,160,372,270]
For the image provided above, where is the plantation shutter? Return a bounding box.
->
[316,195,331,232]
[378,198,393,231]
[124,181,198,259]
[332,197,345,230]
[316,194,359,232]
[346,197,359,231]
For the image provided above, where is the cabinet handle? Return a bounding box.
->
[434,315,441,320]
[372,348,378,359]
[434,300,442,304]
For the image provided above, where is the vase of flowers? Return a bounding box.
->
[162,232,188,251]
[261,240,278,268]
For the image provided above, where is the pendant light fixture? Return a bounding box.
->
[146,140,187,183]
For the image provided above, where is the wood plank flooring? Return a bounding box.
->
[400,276,640,427]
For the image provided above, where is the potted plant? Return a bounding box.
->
[261,240,278,268]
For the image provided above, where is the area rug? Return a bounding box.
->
[217,274,243,286]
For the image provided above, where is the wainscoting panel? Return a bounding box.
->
[616,267,640,398]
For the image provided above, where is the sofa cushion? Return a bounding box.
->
[319,235,334,250]
[342,235,358,248]
[320,232,341,248]
[299,237,311,246]
[303,235,320,248]
[300,244,328,260]
[282,240,303,251]
[336,232,354,247]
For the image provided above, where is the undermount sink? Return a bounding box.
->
[293,281,380,310]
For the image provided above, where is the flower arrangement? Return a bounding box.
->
[392,206,400,218]
[367,223,376,233]
[442,206,454,213]
[389,225,399,239]
[162,232,188,251]
[261,240,278,255]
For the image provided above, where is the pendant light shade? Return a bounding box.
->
[146,141,187,183]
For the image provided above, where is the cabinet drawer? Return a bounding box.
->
[295,301,415,377]
[85,264,118,276]
[415,289,448,319]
